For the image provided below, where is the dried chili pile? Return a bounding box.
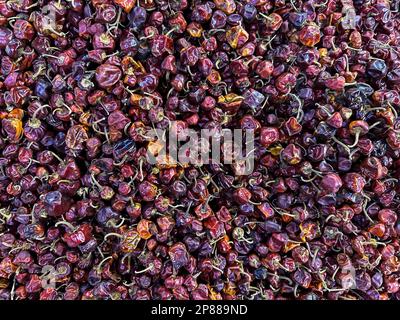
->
[0,0,400,300]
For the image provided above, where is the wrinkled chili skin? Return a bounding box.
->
[0,0,400,301]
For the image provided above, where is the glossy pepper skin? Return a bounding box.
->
[0,0,400,302]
